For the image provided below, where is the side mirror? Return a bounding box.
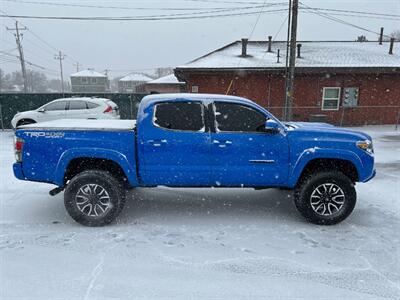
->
[265,119,280,133]
[38,108,45,113]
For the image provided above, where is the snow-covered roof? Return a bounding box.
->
[147,74,185,85]
[119,73,153,82]
[70,69,107,77]
[177,41,400,70]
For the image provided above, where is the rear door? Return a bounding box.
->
[210,102,289,187]
[66,100,89,119]
[137,100,212,186]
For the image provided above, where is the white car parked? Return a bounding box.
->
[11,97,120,128]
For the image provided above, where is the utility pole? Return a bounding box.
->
[54,51,66,93]
[7,21,28,93]
[73,62,81,72]
[284,0,299,121]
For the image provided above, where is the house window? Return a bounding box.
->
[322,87,341,110]
[90,77,97,84]
[81,77,88,84]
[191,85,199,93]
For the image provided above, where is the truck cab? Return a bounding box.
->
[136,95,289,187]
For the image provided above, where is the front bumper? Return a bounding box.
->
[13,163,26,180]
[364,169,376,182]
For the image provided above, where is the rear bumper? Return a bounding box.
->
[13,163,26,180]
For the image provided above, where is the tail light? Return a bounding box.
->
[103,105,113,114]
[14,137,24,162]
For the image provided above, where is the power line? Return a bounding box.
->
[300,7,400,19]
[299,2,394,39]
[184,0,266,4]
[0,50,59,73]
[0,8,290,21]
[1,8,81,64]
[301,11,399,21]
[1,0,286,11]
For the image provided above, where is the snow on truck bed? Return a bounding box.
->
[19,119,136,131]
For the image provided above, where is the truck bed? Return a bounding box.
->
[14,119,138,187]
[19,119,136,131]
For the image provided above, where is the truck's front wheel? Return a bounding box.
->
[294,171,356,225]
[64,170,125,226]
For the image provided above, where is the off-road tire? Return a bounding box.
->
[294,171,356,225]
[64,170,126,226]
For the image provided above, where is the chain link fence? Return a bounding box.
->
[0,94,399,130]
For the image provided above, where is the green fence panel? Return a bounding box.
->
[0,93,147,129]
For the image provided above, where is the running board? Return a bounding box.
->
[49,186,64,196]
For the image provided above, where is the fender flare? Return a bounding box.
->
[288,148,363,187]
[53,147,139,187]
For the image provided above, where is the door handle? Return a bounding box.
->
[148,139,167,147]
[213,140,232,148]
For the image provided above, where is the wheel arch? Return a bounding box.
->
[289,149,362,187]
[54,148,139,187]
[16,118,36,127]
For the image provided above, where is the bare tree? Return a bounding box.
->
[383,30,400,41]
[155,67,173,78]
[356,35,368,42]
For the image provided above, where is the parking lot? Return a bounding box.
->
[0,126,399,300]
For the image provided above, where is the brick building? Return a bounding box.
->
[175,40,400,125]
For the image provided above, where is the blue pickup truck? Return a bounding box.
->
[13,93,375,226]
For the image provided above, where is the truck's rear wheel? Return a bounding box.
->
[64,170,125,226]
[294,171,356,225]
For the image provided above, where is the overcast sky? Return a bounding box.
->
[1,0,399,79]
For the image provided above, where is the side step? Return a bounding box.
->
[49,186,64,196]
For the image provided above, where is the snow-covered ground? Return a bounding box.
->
[0,126,399,300]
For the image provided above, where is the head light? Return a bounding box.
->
[356,140,373,154]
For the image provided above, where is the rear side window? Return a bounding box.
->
[86,102,100,109]
[154,102,204,131]
[44,101,67,111]
[69,100,87,110]
[214,102,266,132]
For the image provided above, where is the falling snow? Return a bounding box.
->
[0,126,399,299]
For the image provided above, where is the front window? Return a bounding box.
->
[81,77,88,84]
[44,101,67,111]
[322,87,341,110]
[214,102,266,133]
[154,102,204,131]
[90,78,97,84]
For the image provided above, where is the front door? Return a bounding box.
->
[210,102,289,187]
[38,100,67,122]
[138,100,212,186]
